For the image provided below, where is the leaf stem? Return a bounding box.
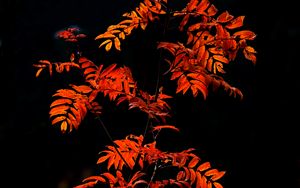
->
[95,116,130,169]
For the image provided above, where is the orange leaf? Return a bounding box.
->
[179,14,190,31]
[105,41,113,51]
[101,64,117,78]
[217,11,234,23]
[97,154,110,164]
[213,55,229,64]
[83,67,96,76]
[245,46,256,53]
[243,48,257,64]
[61,121,68,132]
[177,171,185,181]
[101,172,116,184]
[68,113,78,129]
[197,46,206,61]
[95,33,115,40]
[197,162,211,171]
[208,47,223,55]
[188,157,200,168]
[196,0,210,13]
[190,168,197,184]
[207,5,218,16]
[206,57,213,72]
[211,171,226,181]
[132,180,148,187]
[176,75,190,94]
[201,175,207,188]
[114,37,121,51]
[70,107,82,123]
[213,182,223,188]
[51,116,66,125]
[208,181,212,188]
[83,176,106,183]
[226,16,245,29]
[204,169,218,176]
[190,80,208,99]
[196,171,202,188]
[233,30,256,40]
[215,62,226,74]
[50,99,72,108]
[89,90,99,102]
[70,85,93,94]
[49,105,69,117]
[35,68,43,77]
[119,32,125,39]
[187,32,194,44]
[74,182,97,188]
[153,125,179,132]
[171,71,183,80]
[190,85,198,97]
[99,39,112,48]
[186,0,199,12]
[188,23,201,32]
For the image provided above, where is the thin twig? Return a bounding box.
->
[147,161,159,188]
[95,116,130,169]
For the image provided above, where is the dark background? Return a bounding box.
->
[1,0,296,188]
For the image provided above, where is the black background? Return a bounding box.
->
[1,0,296,188]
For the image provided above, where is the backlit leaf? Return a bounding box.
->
[233,30,256,40]
[207,5,218,16]
[213,55,229,64]
[211,171,226,181]
[197,162,211,171]
[217,11,234,23]
[188,157,200,168]
[105,41,113,51]
[213,182,223,188]
[114,37,121,51]
[226,16,245,29]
